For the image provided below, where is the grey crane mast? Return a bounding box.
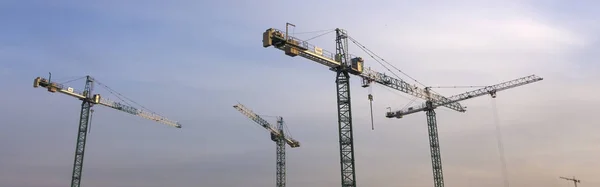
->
[386,75,544,187]
[233,103,300,187]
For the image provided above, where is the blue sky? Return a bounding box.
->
[1,0,599,187]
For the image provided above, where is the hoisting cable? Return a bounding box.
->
[96,80,157,115]
[381,85,417,112]
[491,97,510,187]
[346,36,456,98]
[88,109,94,134]
[347,36,450,108]
[348,36,428,88]
[304,30,335,42]
[347,37,405,82]
[347,36,410,126]
[283,120,294,139]
[293,29,336,35]
[368,86,374,130]
[57,76,86,85]
[347,36,430,125]
[95,81,134,107]
[402,96,419,110]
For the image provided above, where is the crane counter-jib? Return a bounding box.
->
[264,28,364,73]
[34,77,96,101]
[266,28,402,83]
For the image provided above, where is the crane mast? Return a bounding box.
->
[333,28,357,187]
[263,25,463,187]
[33,75,181,187]
[233,103,300,187]
[275,117,286,187]
[386,75,543,187]
[72,76,93,187]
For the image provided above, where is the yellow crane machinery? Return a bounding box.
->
[33,74,181,187]
[233,103,299,187]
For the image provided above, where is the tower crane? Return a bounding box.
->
[33,74,181,187]
[560,176,581,187]
[262,24,462,187]
[385,75,543,187]
[233,103,300,187]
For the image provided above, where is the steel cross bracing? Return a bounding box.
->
[276,117,286,187]
[337,70,356,187]
[425,104,444,187]
[71,76,94,187]
[32,75,181,187]
[233,103,300,187]
[334,28,357,187]
[386,75,543,187]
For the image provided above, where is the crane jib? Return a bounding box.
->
[388,74,544,118]
[233,104,300,148]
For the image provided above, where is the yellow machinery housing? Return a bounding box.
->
[284,40,300,57]
[335,55,364,75]
[33,77,41,88]
[263,28,307,57]
[350,57,364,75]
[91,94,101,104]
[263,28,286,48]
